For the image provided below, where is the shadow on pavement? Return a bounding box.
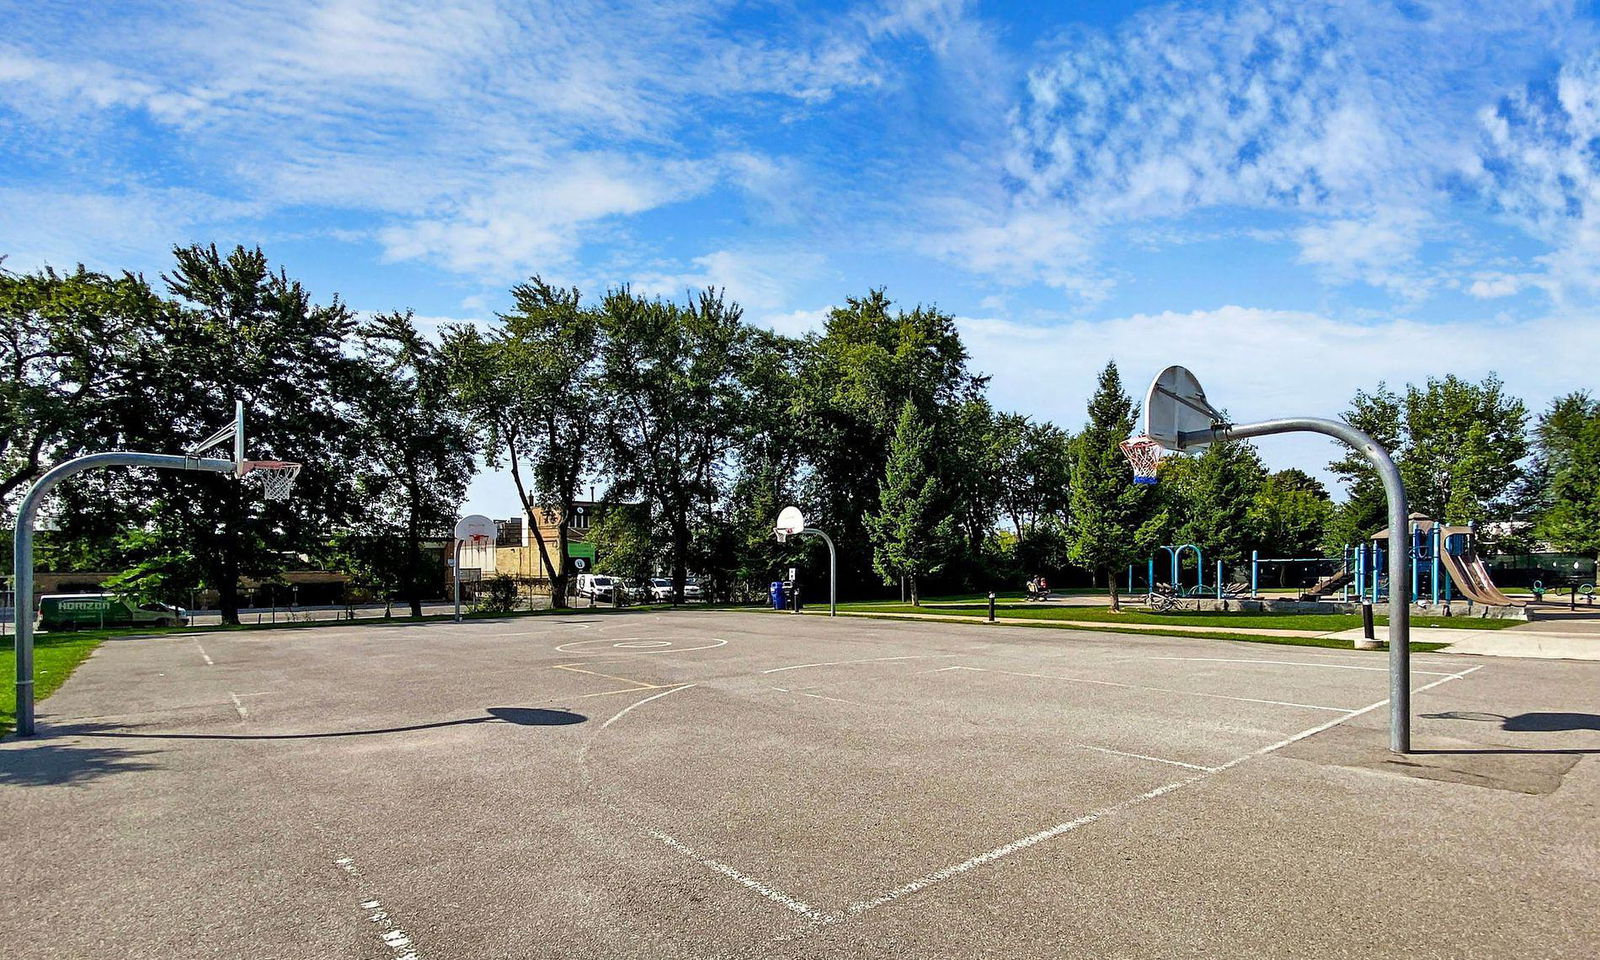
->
[47,707,587,742]
[0,743,160,787]
[1417,710,1600,754]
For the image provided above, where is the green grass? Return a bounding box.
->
[834,600,1519,632]
[1,631,106,737]
[819,610,1449,652]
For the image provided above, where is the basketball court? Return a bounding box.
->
[2,610,1597,958]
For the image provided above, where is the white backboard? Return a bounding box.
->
[1143,365,1222,450]
[454,514,497,542]
[775,505,806,536]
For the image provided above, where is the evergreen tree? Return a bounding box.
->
[1066,361,1160,611]
[1535,395,1600,563]
[866,399,955,605]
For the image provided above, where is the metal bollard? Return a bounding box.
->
[988,591,996,622]
[1355,600,1379,650]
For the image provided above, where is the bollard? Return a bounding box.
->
[1355,600,1380,650]
[987,591,996,622]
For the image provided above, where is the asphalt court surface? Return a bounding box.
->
[3,610,1598,959]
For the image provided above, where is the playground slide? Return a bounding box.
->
[1301,569,1353,600]
[1438,549,1522,608]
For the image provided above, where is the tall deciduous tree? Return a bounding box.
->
[867,400,955,605]
[1163,437,1267,568]
[1534,393,1600,563]
[73,244,363,624]
[0,265,158,506]
[444,279,599,608]
[347,310,476,616]
[598,287,751,604]
[1066,361,1159,611]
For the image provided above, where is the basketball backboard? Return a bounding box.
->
[775,505,806,541]
[1143,365,1223,450]
[454,514,497,543]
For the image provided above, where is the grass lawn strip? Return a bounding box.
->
[838,600,1519,632]
[1,632,104,737]
[811,609,1449,652]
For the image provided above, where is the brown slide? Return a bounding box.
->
[1437,529,1522,607]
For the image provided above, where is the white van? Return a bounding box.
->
[574,574,618,602]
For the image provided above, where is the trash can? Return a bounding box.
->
[770,581,785,610]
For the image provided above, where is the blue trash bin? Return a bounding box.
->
[770,581,785,610]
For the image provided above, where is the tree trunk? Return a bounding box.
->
[219,568,241,624]
[1107,571,1121,613]
[405,479,424,618]
[672,510,690,605]
[551,499,571,610]
[909,574,920,607]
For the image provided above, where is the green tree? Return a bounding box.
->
[1066,362,1160,611]
[1249,470,1334,585]
[68,244,363,624]
[0,264,160,506]
[866,400,955,605]
[598,287,752,604]
[791,291,987,596]
[1163,438,1266,568]
[347,310,476,616]
[1534,395,1600,563]
[444,278,600,608]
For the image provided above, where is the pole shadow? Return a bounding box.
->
[46,707,587,742]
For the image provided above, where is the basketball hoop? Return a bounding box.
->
[240,460,302,501]
[1119,436,1165,485]
[775,505,805,543]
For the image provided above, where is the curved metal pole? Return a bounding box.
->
[1181,417,1411,753]
[12,452,237,737]
[800,528,836,616]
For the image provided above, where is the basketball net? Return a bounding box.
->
[1118,436,1164,486]
[241,461,302,501]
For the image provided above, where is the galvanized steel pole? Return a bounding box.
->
[801,528,836,616]
[12,452,237,737]
[1180,418,1411,753]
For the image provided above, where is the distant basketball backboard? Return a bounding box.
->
[775,505,806,541]
[1143,365,1223,450]
[454,514,496,543]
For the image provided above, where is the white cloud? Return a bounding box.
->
[930,0,1589,302]
[632,248,831,318]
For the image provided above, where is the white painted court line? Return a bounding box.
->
[228,691,248,720]
[951,665,1355,713]
[651,830,838,925]
[555,636,729,654]
[845,661,1487,917]
[763,654,962,675]
[335,856,422,960]
[1072,743,1215,771]
[1131,656,1456,677]
[193,640,214,666]
[599,683,697,730]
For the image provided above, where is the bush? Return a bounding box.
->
[475,574,523,614]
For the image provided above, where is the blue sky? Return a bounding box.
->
[4,0,1599,517]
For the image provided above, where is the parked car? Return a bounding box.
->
[37,594,188,631]
[573,574,618,603]
[648,577,704,602]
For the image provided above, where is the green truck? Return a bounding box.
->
[36,594,188,631]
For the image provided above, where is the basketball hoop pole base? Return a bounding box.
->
[1181,417,1412,754]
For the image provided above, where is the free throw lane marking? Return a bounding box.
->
[762,655,961,675]
[1132,656,1456,677]
[228,692,248,720]
[194,640,214,666]
[949,666,1355,713]
[846,662,1488,916]
[651,830,838,925]
[552,663,662,690]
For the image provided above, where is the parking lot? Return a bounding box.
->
[2,610,1597,959]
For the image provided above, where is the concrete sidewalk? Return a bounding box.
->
[1326,625,1600,660]
[821,608,1329,638]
